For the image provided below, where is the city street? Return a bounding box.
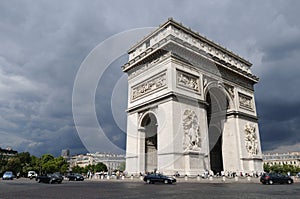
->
[0,178,299,199]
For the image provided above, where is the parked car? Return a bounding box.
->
[143,173,176,184]
[27,171,38,179]
[36,173,63,184]
[67,173,84,181]
[260,173,293,185]
[2,171,15,180]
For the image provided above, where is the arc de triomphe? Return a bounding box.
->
[122,19,263,176]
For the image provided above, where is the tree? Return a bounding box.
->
[55,157,68,174]
[71,165,84,174]
[17,152,31,164]
[29,155,41,175]
[0,151,70,176]
[17,152,31,176]
[263,163,271,173]
[5,157,21,174]
[118,162,125,172]
[41,154,54,164]
[39,155,68,174]
[94,163,107,172]
[264,163,300,175]
[70,163,107,175]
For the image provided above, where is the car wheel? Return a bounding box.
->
[164,179,169,184]
[268,180,273,185]
[146,179,151,184]
[287,180,292,184]
[49,180,53,184]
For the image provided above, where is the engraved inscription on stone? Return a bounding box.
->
[128,52,170,79]
[244,122,258,156]
[177,70,200,93]
[239,93,253,110]
[131,73,166,101]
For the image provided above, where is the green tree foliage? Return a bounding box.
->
[264,163,300,175]
[70,163,108,174]
[118,162,125,172]
[40,155,68,174]
[1,152,69,176]
[94,163,107,172]
[6,157,21,174]
[0,154,8,174]
[71,165,84,174]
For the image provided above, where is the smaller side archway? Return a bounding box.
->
[140,112,158,173]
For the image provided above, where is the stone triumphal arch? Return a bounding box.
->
[122,19,263,176]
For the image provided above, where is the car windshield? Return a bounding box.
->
[148,174,164,177]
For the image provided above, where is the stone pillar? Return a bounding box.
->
[137,128,145,174]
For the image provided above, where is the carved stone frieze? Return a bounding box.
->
[244,122,258,156]
[183,110,201,151]
[177,70,200,93]
[131,73,166,101]
[239,93,253,110]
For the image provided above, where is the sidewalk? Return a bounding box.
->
[86,175,300,184]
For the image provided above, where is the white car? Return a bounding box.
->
[27,171,38,179]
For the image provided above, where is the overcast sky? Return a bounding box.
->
[0,0,299,157]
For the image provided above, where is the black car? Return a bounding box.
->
[260,173,293,185]
[36,173,63,184]
[67,173,84,181]
[143,173,176,184]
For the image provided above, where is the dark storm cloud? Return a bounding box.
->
[0,0,299,156]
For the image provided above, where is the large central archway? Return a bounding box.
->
[206,86,228,175]
[141,113,158,172]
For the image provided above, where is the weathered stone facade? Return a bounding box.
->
[123,19,263,176]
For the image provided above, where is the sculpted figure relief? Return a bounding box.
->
[183,110,201,151]
[239,93,252,110]
[244,122,258,155]
[177,71,199,92]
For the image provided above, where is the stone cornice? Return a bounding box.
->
[123,18,259,83]
[127,91,207,113]
[226,110,258,121]
[128,19,251,66]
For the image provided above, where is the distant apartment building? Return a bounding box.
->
[0,147,17,157]
[69,152,125,171]
[263,152,300,167]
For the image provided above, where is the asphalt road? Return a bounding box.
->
[0,178,299,199]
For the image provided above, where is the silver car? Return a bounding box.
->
[2,171,15,180]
